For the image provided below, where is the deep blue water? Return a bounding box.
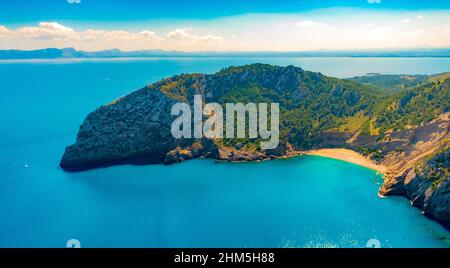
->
[1,57,450,247]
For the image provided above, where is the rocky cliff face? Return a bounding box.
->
[60,85,220,170]
[61,88,176,170]
[376,114,450,225]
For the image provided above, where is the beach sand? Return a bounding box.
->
[304,148,387,174]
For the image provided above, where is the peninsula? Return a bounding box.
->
[60,64,450,227]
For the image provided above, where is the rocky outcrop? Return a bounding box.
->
[61,88,174,170]
[379,158,450,227]
[378,114,450,226]
[163,139,220,165]
[426,179,450,224]
[60,85,217,171]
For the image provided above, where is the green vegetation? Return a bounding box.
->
[427,72,450,84]
[416,140,450,190]
[211,64,385,149]
[348,74,429,93]
[357,147,386,162]
[153,73,204,102]
[156,64,449,151]
[334,111,369,132]
[374,79,450,132]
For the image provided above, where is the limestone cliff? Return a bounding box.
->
[378,114,450,226]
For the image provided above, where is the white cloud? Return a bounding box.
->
[367,0,381,4]
[18,22,78,40]
[80,29,164,43]
[0,25,12,37]
[80,29,105,41]
[166,27,192,39]
[1,22,166,43]
[401,19,411,24]
[0,22,223,51]
[296,20,320,27]
[67,0,81,4]
[417,15,423,19]
[166,27,223,42]
[136,30,162,41]
[72,29,165,51]
[0,10,449,52]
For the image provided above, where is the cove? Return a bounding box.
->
[2,149,450,247]
[1,58,450,247]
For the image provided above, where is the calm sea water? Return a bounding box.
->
[1,57,450,247]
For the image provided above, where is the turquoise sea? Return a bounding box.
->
[1,57,450,247]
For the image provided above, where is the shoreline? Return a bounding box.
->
[219,148,387,175]
[301,148,387,174]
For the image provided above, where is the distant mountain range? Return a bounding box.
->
[1,47,450,59]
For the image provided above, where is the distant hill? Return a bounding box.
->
[348,74,430,93]
[0,47,183,59]
[1,47,450,59]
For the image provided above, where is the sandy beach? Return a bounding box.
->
[304,148,387,174]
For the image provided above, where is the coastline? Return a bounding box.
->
[301,148,387,174]
[220,148,387,175]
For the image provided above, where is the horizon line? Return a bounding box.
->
[2,46,450,53]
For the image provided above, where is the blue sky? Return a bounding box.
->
[0,0,449,51]
[1,0,450,22]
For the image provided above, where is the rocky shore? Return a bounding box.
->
[377,114,450,226]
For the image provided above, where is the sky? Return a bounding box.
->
[0,0,449,51]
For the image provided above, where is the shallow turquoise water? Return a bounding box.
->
[1,57,450,247]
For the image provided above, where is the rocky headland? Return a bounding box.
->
[60,64,450,227]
